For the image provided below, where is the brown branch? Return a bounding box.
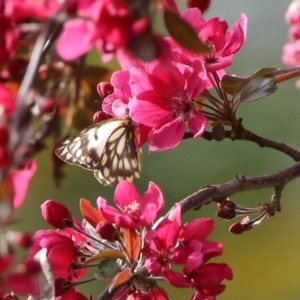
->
[240,128,300,161]
[178,160,300,215]
[184,126,300,161]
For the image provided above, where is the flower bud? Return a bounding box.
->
[97,82,113,98]
[39,97,56,113]
[216,198,236,220]
[41,200,70,228]
[95,221,117,241]
[93,111,109,123]
[188,0,211,13]
[0,126,9,146]
[14,232,32,248]
[229,223,244,234]
[0,147,11,167]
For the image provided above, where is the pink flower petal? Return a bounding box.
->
[149,118,185,151]
[56,19,94,61]
[184,251,204,275]
[140,181,164,225]
[188,109,208,139]
[182,218,215,242]
[129,96,172,127]
[10,160,37,208]
[114,181,141,207]
[163,269,193,288]
[167,203,181,224]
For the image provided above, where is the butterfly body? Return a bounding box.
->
[55,118,141,186]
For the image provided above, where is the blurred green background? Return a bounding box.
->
[13,0,300,299]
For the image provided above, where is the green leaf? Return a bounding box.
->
[221,74,251,97]
[163,8,211,54]
[240,77,277,103]
[252,67,279,79]
[84,250,126,264]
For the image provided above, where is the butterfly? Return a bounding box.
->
[55,118,141,186]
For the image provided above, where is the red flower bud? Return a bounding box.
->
[229,223,244,234]
[0,126,9,146]
[216,198,236,220]
[95,221,117,241]
[39,97,56,113]
[188,0,211,13]
[97,82,114,98]
[0,147,11,167]
[14,232,32,248]
[41,200,70,228]
[93,111,109,123]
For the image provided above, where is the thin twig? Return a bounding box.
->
[184,126,300,161]
[178,160,300,214]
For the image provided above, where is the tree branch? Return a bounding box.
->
[184,125,300,161]
[179,160,300,214]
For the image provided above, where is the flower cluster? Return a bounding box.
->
[0,1,252,298]
[98,7,247,151]
[0,207,41,300]
[282,0,300,87]
[33,181,232,300]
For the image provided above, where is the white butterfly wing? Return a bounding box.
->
[55,118,141,186]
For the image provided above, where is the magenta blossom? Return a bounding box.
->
[128,61,207,151]
[30,230,77,278]
[100,69,151,147]
[56,0,151,62]
[0,254,41,297]
[97,181,164,229]
[166,8,247,72]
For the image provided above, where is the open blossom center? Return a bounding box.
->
[120,200,141,221]
[169,90,191,120]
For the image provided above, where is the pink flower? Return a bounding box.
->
[129,61,207,151]
[285,0,300,24]
[4,0,65,20]
[102,70,133,117]
[56,0,151,61]
[30,230,77,278]
[191,263,233,298]
[55,286,88,300]
[166,8,247,72]
[282,40,300,66]
[143,219,181,275]
[0,255,40,296]
[97,181,164,229]
[101,69,151,146]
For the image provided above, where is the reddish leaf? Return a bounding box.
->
[123,228,140,264]
[109,267,132,293]
[264,67,300,83]
[164,8,211,54]
[80,198,106,227]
